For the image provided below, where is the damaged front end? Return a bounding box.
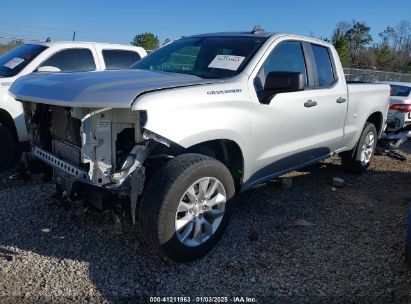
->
[22,102,169,223]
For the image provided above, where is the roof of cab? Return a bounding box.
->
[189,31,276,38]
[185,31,332,47]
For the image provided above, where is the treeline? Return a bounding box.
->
[0,40,22,56]
[331,20,411,73]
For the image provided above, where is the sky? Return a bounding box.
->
[0,0,410,45]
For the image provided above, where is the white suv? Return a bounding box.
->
[0,41,146,169]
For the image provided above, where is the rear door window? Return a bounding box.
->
[311,44,335,87]
[39,48,96,72]
[102,49,141,69]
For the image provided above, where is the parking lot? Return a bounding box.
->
[0,142,410,303]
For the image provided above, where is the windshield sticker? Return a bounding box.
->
[3,57,25,69]
[208,55,245,71]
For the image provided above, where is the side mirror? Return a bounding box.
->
[264,71,305,94]
[37,66,62,72]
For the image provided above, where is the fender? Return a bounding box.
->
[0,88,27,142]
[132,80,255,181]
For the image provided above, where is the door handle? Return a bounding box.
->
[304,100,317,108]
[336,97,347,103]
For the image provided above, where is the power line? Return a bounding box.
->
[0,21,74,33]
[0,22,133,43]
[0,32,134,45]
[0,34,46,42]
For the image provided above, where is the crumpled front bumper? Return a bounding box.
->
[33,146,89,181]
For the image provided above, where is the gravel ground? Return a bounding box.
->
[0,142,411,303]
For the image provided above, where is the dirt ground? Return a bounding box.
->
[0,142,410,303]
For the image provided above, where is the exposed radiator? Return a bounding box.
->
[53,139,82,166]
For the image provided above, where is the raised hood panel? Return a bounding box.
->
[10,69,220,108]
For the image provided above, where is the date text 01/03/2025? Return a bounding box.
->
[149,296,257,303]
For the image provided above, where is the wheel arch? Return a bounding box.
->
[0,109,18,141]
[366,111,384,137]
[145,137,245,192]
[185,139,244,192]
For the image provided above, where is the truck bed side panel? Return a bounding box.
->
[343,83,390,150]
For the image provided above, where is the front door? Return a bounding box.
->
[248,40,347,184]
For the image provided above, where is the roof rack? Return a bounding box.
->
[251,25,264,34]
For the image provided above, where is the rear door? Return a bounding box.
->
[305,43,348,150]
[248,39,347,181]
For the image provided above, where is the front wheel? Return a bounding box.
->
[139,153,235,262]
[341,122,377,174]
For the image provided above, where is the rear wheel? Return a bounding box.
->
[341,122,377,174]
[0,124,16,171]
[139,153,235,262]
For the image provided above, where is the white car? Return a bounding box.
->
[381,82,411,132]
[0,41,146,169]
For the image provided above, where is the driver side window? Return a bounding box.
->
[256,41,307,90]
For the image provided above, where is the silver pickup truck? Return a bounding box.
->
[10,28,390,261]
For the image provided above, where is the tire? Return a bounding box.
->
[0,124,16,171]
[341,122,377,174]
[139,153,235,262]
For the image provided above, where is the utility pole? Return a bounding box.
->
[72,31,76,41]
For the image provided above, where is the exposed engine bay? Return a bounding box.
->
[21,102,171,222]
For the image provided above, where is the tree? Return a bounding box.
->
[379,26,396,46]
[131,32,160,51]
[392,20,411,72]
[0,40,23,56]
[163,38,172,46]
[406,60,411,73]
[376,43,394,70]
[332,27,350,67]
[335,21,351,36]
[345,22,373,66]
[332,20,409,72]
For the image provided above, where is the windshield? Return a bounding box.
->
[131,36,267,79]
[390,84,411,97]
[0,44,47,77]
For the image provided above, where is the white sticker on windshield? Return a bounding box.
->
[3,57,25,69]
[208,55,245,71]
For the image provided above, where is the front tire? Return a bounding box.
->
[139,153,235,262]
[0,124,17,171]
[341,122,377,174]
